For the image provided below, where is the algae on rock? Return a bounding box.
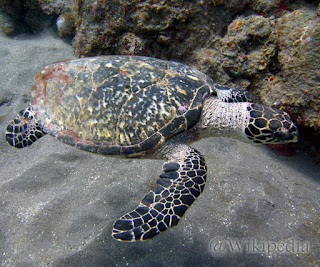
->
[259,8,320,130]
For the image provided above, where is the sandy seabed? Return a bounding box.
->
[0,31,319,266]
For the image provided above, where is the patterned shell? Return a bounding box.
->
[31,56,213,156]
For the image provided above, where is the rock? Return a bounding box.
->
[38,0,73,15]
[259,8,320,131]
[0,0,73,34]
[72,0,235,57]
[117,32,148,55]
[190,15,276,86]
[0,11,16,36]
[56,12,76,37]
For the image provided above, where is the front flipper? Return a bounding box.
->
[213,84,252,102]
[6,107,46,148]
[112,147,207,241]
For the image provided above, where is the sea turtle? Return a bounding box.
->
[5,55,298,242]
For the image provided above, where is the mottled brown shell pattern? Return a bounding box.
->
[31,56,213,156]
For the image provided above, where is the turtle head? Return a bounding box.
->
[245,104,298,144]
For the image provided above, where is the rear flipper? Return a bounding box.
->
[6,107,46,148]
[112,147,207,241]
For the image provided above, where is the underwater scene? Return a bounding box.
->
[0,1,319,266]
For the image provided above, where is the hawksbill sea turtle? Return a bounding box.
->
[5,55,298,242]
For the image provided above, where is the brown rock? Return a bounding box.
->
[260,8,320,131]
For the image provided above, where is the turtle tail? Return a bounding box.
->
[5,107,46,148]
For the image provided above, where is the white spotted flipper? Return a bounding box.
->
[112,147,207,241]
[5,107,46,148]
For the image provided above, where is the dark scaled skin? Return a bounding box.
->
[5,108,45,148]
